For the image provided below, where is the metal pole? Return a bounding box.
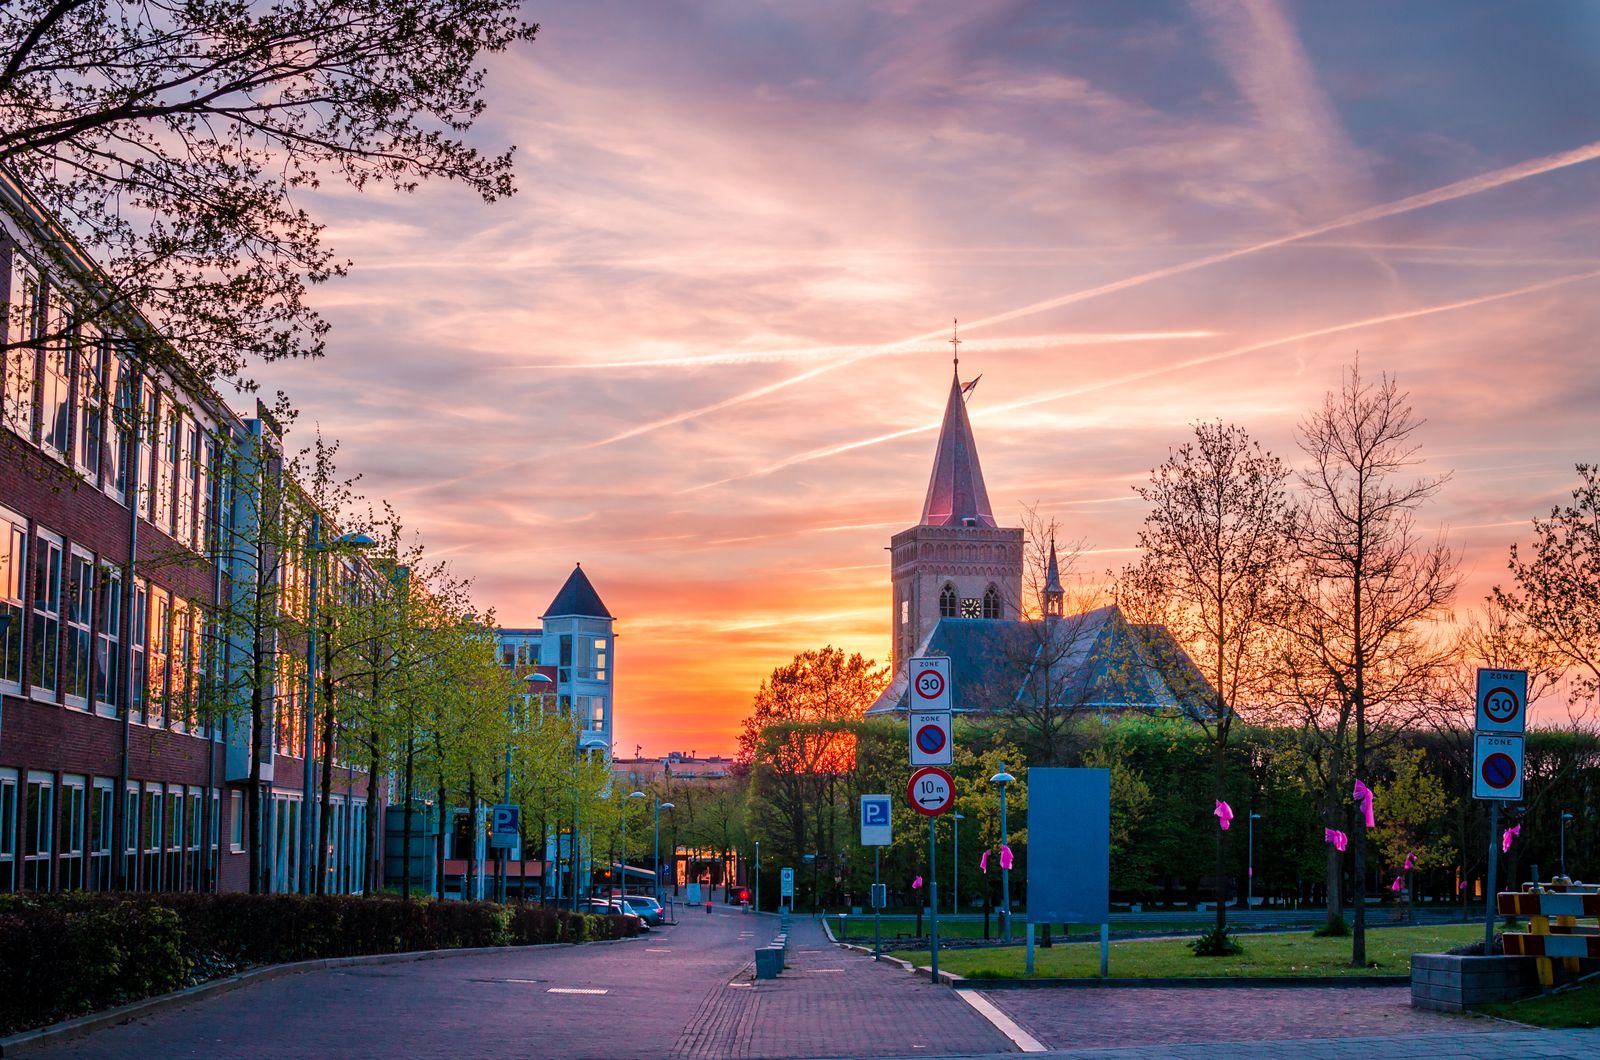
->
[999,765,1011,943]
[929,815,940,983]
[873,847,881,961]
[754,840,760,912]
[1248,813,1255,909]
[653,802,662,905]
[1562,813,1570,878]
[300,511,320,895]
[1485,800,1500,954]
[620,807,626,904]
[952,813,960,916]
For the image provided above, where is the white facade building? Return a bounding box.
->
[498,563,616,754]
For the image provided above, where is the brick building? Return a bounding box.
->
[0,172,379,896]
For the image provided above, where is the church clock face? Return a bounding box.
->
[961,597,981,618]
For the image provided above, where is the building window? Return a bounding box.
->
[0,512,24,691]
[23,772,53,890]
[31,532,63,697]
[983,584,1001,620]
[95,566,122,713]
[901,599,909,625]
[0,769,16,892]
[230,790,244,851]
[89,779,114,891]
[594,638,607,682]
[129,579,148,722]
[65,552,94,707]
[176,418,198,546]
[559,634,572,683]
[168,598,189,729]
[75,324,104,479]
[143,784,163,890]
[938,584,958,618]
[123,783,140,889]
[3,254,42,441]
[39,289,72,458]
[59,775,86,890]
[591,698,606,732]
[106,347,133,503]
[501,644,515,667]
[136,381,155,520]
[147,588,169,726]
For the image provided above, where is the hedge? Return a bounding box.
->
[0,893,637,1035]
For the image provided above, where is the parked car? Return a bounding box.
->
[622,894,665,925]
[586,899,647,932]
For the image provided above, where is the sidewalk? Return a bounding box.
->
[670,914,1012,1059]
[890,1027,1600,1059]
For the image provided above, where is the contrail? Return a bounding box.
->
[602,138,1600,448]
[680,267,1600,493]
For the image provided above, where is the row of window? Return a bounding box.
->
[503,634,610,684]
[0,504,213,731]
[0,769,219,893]
[257,789,369,896]
[939,583,1003,619]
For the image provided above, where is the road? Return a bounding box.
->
[39,905,1006,1059]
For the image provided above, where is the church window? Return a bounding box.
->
[983,585,1001,619]
[900,600,909,625]
[938,584,957,618]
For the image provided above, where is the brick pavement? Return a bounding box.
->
[899,1027,1600,1059]
[981,984,1497,1052]
[672,915,1012,1058]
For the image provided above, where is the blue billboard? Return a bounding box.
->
[1025,767,1110,924]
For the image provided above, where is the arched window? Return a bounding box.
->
[939,584,958,618]
[983,584,1001,619]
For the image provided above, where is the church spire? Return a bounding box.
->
[1043,535,1064,619]
[921,322,996,528]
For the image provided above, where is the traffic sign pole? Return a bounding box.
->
[1485,800,1500,954]
[874,848,882,962]
[929,815,940,984]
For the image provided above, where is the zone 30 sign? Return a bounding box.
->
[908,656,951,711]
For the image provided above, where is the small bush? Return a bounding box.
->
[1188,926,1244,957]
[1313,917,1351,938]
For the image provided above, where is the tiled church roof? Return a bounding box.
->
[921,372,997,528]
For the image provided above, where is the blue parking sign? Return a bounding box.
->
[491,804,520,849]
[860,795,892,846]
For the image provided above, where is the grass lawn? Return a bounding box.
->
[837,917,1255,942]
[888,923,1484,979]
[1480,980,1600,1028]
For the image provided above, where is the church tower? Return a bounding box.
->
[889,328,1024,671]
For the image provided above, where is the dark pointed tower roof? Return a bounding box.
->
[542,563,613,619]
[1044,536,1064,617]
[921,370,997,528]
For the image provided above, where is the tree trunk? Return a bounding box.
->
[466,771,478,901]
[435,774,447,900]
[1213,728,1228,933]
[247,662,266,894]
[365,736,382,893]
[401,735,415,899]
[314,670,337,894]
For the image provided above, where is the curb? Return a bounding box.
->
[0,936,639,1056]
[938,971,1409,990]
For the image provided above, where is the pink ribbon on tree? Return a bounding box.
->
[912,876,923,890]
[1502,825,1521,853]
[1000,844,1014,871]
[1403,851,1416,872]
[1391,876,1404,893]
[1324,828,1348,852]
[1352,780,1375,829]
[1460,879,1472,892]
[1215,801,1234,831]
[979,850,990,874]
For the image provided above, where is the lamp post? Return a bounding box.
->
[1247,812,1263,909]
[754,840,761,912]
[950,812,964,916]
[991,764,1015,942]
[1562,811,1575,878]
[653,799,674,906]
[620,790,644,901]
[299,514,374,895]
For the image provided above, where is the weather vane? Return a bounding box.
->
[950,318,961,374]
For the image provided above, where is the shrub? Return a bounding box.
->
[1313,917,1351,938]
[1188,926,1244,957]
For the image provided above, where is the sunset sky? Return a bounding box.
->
[267,1,1600,756]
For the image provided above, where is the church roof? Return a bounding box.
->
[1044,538,1063,596]
[543,564,613,619]
[866,605,1214,718]
[921,372,997,528]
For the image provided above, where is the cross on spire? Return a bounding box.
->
[950,318,961,375]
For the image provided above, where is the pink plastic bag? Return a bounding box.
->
[1502,825,1521,853]
[999,845,1014,871]
[979,850,989,874]
[912,876,923,889]
[1324,828,1348,852]
[1352,780,1376,829]
[1215,800,1234,831]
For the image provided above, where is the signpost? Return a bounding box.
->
[780,866,795,911]
[1474,668,1528,953]
[909,711,953,767]
[861,795,892,959]
[906,766,954,979]
[490,804,519,849]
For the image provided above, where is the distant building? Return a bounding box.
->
[611,750,737,789]
[868,357,1209,719]
[498,564,616,753]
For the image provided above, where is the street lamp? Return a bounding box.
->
[653,799,675,906]
[620,790,645,901]
[1562,811,1575,878]
[754,840,761,912]
[950,812,964,916]
[990,764,1015,942]
[300,515,375,895]
[1247,812,1263,909]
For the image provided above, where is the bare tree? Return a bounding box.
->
[1281,364,1458,963]
[1117,422,1294,934]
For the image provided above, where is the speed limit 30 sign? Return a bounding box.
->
[908,656,951,711]
[1476,668,1528,734]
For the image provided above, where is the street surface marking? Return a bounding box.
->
[957,990,1046,1053]
[811,968,845,972]
[728,981,753,988]
[547,987,609,995]
[646,948,673,952]
[503,978,540,984]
